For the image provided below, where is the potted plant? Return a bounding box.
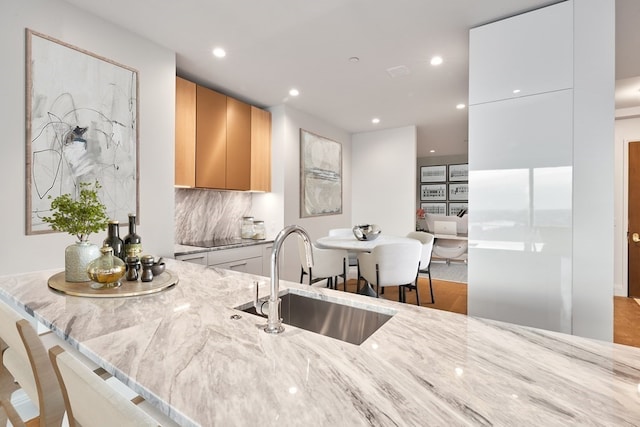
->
[42,181,109,282]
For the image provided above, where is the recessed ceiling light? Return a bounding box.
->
[212,47,226,58]
[371,118,380,124]
[349,56,360,63]
[456,103,466,110]
[289,88,299,97]
[430,149,435,153]
[513,89,521,94]
[430,56,443,66]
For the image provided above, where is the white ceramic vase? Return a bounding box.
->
[65,241,100,282]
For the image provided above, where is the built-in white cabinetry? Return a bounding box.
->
[176,244,269,276]
[261,242,273,278]
[207,245,263,276]
[468,0,615,341]
[468,1,572,105]
[175,252,207,265]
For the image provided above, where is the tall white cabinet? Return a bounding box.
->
[468,0,615,340]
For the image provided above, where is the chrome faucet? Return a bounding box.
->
[261,225,313,334]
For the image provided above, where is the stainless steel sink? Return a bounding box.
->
[236,290,395,345]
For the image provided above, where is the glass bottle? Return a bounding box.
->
[86,245,126,289]
[103,220,125,261]
[124,213,142,257]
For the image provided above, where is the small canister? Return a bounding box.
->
[252,220,266,240]
[140,255,155,282]
[241,216,254,239]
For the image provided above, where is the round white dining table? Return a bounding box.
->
[316,234,417,296]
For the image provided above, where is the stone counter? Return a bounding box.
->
[0,260,639,426]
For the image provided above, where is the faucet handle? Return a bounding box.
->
[253,281,269,315]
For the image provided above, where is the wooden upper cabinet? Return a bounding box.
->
[250,106,271,192]
[175,77,271,191]
[195,85,227,189]
[175,77,196,187]
[226,97,251,190]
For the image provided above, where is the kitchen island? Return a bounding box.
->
[0,259,639,426]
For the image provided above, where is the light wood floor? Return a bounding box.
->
[344,277,640,349]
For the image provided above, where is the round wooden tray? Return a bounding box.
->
[48,269,179,298]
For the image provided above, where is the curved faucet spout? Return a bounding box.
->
[266,225,314,334]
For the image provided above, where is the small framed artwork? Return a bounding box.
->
[421,202,447,215]
[420,165,446,182]
[449,183,468,201]
[448,202,468,217]
[448,163,468,182]
[421,183,447,201]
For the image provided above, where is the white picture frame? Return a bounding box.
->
[449,183,468,201]
[420,165,446,182]
[421,183,447,201]
[448,163,468,182]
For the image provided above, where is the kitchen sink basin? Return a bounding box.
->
[236,290,395,345]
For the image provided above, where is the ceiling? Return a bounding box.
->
[62,0,640,158]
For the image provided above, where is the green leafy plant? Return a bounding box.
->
[42,181,109,242]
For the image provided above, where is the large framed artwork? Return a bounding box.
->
[300,129,342,217]
[420,165,446,182]
[26,29,139,235]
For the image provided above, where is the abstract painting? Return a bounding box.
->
[26,29,139,234]
[300,129,342,217]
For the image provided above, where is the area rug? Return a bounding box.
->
[635,298,640,307]
[429,262,467,283]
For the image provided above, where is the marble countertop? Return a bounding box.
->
[1,260,639,426]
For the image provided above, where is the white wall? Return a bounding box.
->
[352,126,417,237]
[614,114,640,296]
[0,0,176,275]
[260,105,352,283]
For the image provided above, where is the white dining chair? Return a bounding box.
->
[49,345,178,427]
[357,241,422,304]
[298,238,348,291]
[328,228,358,271]
[406,231,435,303]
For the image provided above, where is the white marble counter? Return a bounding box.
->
[1,261,639,426]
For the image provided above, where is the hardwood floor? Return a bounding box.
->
[344,277,640,349]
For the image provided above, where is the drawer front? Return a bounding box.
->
[207,245,262,265]
[209,256,262,276]
[175,253,207,265]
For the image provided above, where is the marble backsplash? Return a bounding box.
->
[175,188,251,244]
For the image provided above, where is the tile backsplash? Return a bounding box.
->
[175,188,251,244]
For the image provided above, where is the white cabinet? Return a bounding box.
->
[175,252,207,265]
[176,244,271,276]
[261,242,273,278]
[468,1,573,105]
[207,245,263,276]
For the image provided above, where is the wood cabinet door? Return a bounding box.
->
[250,106,272,192]
[226,97,251,190]
[195,85,227,189]
[175,77,196,187]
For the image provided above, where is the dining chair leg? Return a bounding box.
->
[428,269,435,304]
[415,279,420,306]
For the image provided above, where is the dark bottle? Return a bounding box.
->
[103,220,125,261]
[123,213,142,258]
